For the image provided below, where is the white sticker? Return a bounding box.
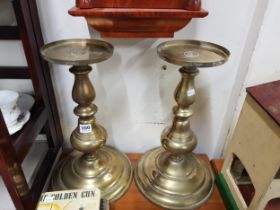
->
[80,124,92,133]
[187,89,195,97]
[44,196,54,203]
[184,50,200,58]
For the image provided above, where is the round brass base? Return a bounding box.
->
[52,146,133,202]
[135,147,214,209]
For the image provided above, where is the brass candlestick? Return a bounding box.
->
[40,39,133,202]
[135,40,230,209]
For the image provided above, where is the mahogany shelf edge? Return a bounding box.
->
[69,7,208,18]
[0,66,30,79]
[0,26,20,40]
[76,0,203,10]
[68,7,208,38]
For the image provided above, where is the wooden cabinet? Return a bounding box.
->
[0,0,63,209]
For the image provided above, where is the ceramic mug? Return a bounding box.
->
[0,90,21,127]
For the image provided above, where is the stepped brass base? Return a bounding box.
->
[52,146,133,202]
[135,147,214,209]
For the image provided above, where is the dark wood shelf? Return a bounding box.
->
[12,103,48,163]
[0,66,30,79]
[0,26,20,40]
[0,1,63,209]
[30,148,59,207]
[247,80,280,126]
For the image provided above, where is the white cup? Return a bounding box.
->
[0,90,21,127]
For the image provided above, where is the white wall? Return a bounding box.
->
[246,0,280,86]
[0,0,268,158]
[222,0,280,155]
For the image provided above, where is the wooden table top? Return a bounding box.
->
[111,153,226,210]
[247,80,280,126]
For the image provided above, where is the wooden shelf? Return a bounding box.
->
[30,148,59,201]
[0,66,30,79]
[12,103,48,163]
[247,80,280,126]
[0,141,49,208]
[76,0,203,9]
[69,0,208,38]
[0,0,64,209]
[0,26,20,40]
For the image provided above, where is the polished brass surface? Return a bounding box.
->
[52,146,133,202]
[40,39,113,65]
[135,40,230,209]
[40,40,133,202]
[157,40,230,67]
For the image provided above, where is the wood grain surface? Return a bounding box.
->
[76,0,201,10]
[111,153,226,210]
[247,80,280,126]
[69,0,207,38]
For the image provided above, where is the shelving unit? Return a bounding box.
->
[0,0,63,209]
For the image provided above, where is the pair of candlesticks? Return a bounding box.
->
[41,39,229,209]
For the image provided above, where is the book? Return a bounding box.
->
[100,199,110,210]
[36,188,109,210]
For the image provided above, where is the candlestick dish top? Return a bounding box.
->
[40,39,113,65]
[40,38,132,202]
[135,40,230,209]
[157,40,230,67]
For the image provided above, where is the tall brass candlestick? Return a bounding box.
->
[135,40,230,209]
[40,39,133,202]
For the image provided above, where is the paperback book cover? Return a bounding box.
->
[36,188,103,210]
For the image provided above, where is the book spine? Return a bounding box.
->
[100,199,110,210]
